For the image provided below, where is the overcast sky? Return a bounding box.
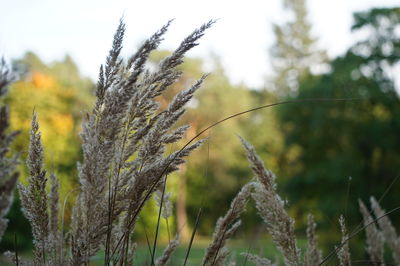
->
[0,0,399,88]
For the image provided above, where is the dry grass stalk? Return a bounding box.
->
[3,18,215,265]
[212,247,230,266]
[155,233,180,266]
[67,19,214,264]
[2,15,400,266]
[304,214,322,266]
[18,113,50,265]
[3,250,31,266]
[359,199,384,265]
[337,216,351,266]
[17,114,64,265]
[370,197,400,264]
[202,182,253,266]
[240,137,300,266]
[155,186,173,219]
[0,58,19,241]
[241,252,277,266]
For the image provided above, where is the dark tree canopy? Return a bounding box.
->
[278,8,400,235]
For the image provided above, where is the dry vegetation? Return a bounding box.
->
[0,20,399,266]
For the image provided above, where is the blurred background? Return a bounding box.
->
[1,0,400,263]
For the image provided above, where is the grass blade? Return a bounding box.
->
[183,207,202,266]
[151,175,168,266]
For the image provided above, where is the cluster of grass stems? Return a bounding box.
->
[0,20,399,266]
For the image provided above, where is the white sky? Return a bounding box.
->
[0,0,399,88]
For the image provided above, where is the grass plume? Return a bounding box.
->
[0,16,399,266]
[0,58,19,242]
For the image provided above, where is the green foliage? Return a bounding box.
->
[278,7,400,242]
[182,58,254,235]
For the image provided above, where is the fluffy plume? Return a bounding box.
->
[0,58,19,241]
[18,113,49,265]
[48,172,63,264]
[337,216,351,266]
[0,58,14,96]
[16,114,63,265]
[370,197,400,264]
[304,214,322,266]
[11,15,400,266]
[3,250,31,266]
[241,253,277,266]
[68,18,214,264]
[202,182,253,266]
[0,175,17,240]
[155,234,180,266]
[359,199,384,265]
[240,137,300,266]
[154,189,173,219]
[213,247,230,266]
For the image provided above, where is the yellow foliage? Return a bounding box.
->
[31,71,56,91]
[372,104,391,120]
[49,113,74,135]
[7,70,84,189]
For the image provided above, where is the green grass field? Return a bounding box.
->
[85,238,307,265]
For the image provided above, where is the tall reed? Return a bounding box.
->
[1,19,399,266]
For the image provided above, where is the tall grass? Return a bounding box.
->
[0,58,19,243]
[0,19,399,266]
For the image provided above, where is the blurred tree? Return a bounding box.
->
[240,89,285,179]
[8,52,93,190]
[278,7,400,243]
[263,0,328,217]
[270,0,327,96]
[0,52,94,250]
[185,57,254,236]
